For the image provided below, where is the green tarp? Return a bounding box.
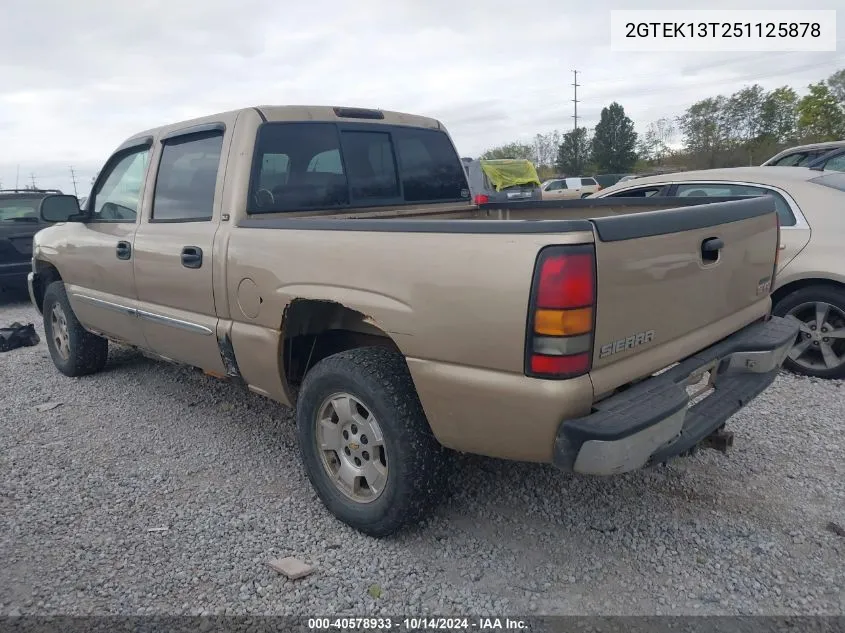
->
[479,159,541,192]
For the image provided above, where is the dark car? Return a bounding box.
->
[0,189,62,290]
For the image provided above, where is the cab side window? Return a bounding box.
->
[90,146,151,222]
[152,132,224,222]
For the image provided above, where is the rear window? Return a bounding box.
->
[810,172,845,192]
[581,178,597,187]
[248,122,469,213]
[0,198,40,223]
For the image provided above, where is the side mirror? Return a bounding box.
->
[40,194,85,223]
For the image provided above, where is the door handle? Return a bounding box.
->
[181,246,203,269]
[116,241,131,260]
[701,237,723,263]
[701,237,724,252]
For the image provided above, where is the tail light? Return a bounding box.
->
[525,244,596,379]
[474,194,489,205]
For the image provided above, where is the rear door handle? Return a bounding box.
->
[181,246,203,269]
[116,241,131,260]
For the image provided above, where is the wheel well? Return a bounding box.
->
[772,278,845,308]
[281,299,400,396]
[32,261,62,313]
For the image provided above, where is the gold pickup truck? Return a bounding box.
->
[28,105,798,536]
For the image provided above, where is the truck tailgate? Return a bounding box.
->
[588,197,778,386]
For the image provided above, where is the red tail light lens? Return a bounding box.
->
[536,252,595,309]
[525,245,597,379]
[474,194,489,205]
[530,353,591,375]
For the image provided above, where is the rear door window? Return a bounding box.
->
[820,154,845,172]
[581,178,597,187]
[673,183,796,226]
[151,132,223,221]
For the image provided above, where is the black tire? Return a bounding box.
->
[42,281,109,377]
[296,346,448,537]
[772,284,845,379]
[580,193,590,198]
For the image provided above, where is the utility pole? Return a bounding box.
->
[30,173,37,190]
[572,69,580,131]
[572,69,581,174]
[69,166,79,196]
[15,165,20,189]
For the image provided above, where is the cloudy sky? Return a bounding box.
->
[1,0,843,195]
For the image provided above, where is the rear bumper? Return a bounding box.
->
[553,316,799,475]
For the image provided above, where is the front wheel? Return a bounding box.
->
[42,281,109,377]
[773,285,845,379]
[295,346,448,537]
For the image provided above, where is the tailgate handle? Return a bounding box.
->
[701,237,723,263]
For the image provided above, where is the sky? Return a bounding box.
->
[1,0,843,196]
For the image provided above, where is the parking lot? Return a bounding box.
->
[1,290,843,616]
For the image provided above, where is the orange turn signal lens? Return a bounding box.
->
[534,308,592,336]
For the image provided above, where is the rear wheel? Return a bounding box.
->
[42,281,109,377]
[295,346,448,537]
[773,285,845,379]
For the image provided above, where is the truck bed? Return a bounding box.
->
[240,196,754,229]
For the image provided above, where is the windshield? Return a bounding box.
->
[0,198,40,222]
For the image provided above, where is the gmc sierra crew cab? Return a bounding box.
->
[28,105,798,536]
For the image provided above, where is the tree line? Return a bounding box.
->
[478,68,845,178]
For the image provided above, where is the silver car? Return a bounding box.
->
[593,166,845,379]
[762,140,845,167]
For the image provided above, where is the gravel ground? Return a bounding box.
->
[1,289,844,617]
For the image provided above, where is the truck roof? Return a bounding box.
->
[121,105,445,149]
